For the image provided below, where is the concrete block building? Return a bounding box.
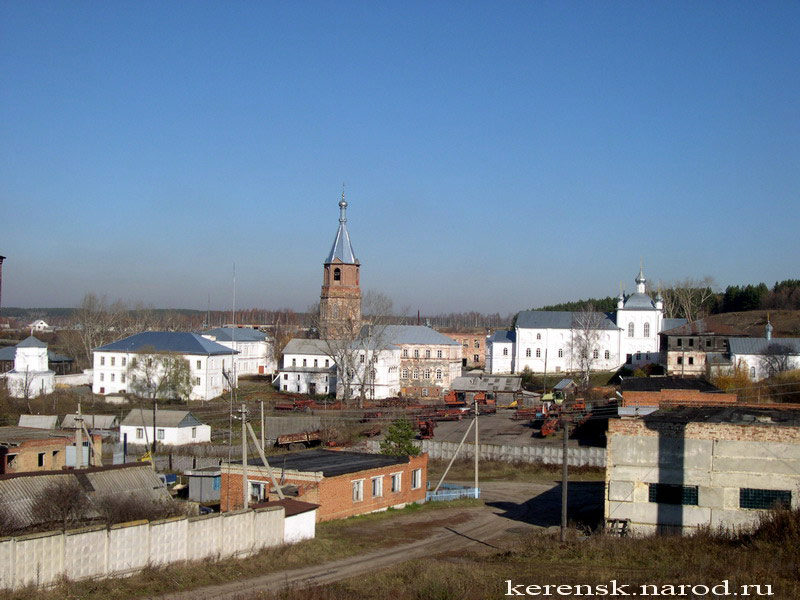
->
[605,406,800,535]
[0,426,102,474]
[220,449,428,521]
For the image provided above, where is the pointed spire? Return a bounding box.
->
[326,192,357,264]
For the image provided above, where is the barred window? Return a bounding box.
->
[558,349,563,358]
[628,323,634,338]
[740,488,791,510]
[604,350,610,360]
[648,483,698,506]
[536,348,541,358]
[525,348,531,357]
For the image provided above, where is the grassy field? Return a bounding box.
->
[428,457,605,484]
[3,499,483,600]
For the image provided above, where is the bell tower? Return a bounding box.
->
[320,194,361,339]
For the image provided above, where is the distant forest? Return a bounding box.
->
[535,279,800,321]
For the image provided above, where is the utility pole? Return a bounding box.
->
[474,394,479,498]
[260,400,265,451]
[75,401,83,469]
[241,403,248,509]
[560,412,570,542]
[152,401,158,457]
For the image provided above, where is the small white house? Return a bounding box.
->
[93,331,237,401]
[120,409,211,446]
[201,327,276,376]
[277,339,337,396]
[28,319,52,333]
[4,336,55,398]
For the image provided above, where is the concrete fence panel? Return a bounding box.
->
[107,521,149,576]
[220,510,253,558]
[186,514,222,561]
[253,507,284,550]
[149,517,188,566]
[64,526,106,581]
[0,538,14,589]
[14,530,63,588]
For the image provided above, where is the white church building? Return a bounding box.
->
[4,336,55,398]
[487,269,686,375]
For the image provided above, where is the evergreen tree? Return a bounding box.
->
[379,418,420,456]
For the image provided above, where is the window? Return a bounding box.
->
[333,267,341,281]
[325,359,330,367]
[314,359,318,367]
[689,338,695,347]
[525,348,531,357]
[593,349,599,359]
[121,373,126,383]
[423,369,430,379]
[740,488,791,510]
[373,355,378,363]
[604,350,610,360]
[292,358,296,366]
[6,454,17,468]
[688,357,694,365]
[136,428,144,439]
[437,350,442,358]
[283,385,287,391]
[628,323,634,338]
[750,367,756,378]
[558,349,563,358]
[360,354,365,364]
[194,377,201,385]
[474,340,480,348]
[38,453,45,467]
[462,340,468,347]
[100,373,104,382]
[197,360,201,369]
[425,349,431,358]
[636,351,641,361]
[352,479,364,502]
[411,469,422,489]
[122,357,127,367]
[249,481,266,503]
[303,358,307,366]
[100,356,105,366]
[648,483,698,505]
[436,369,442,380]
[412,369,419,379]
[191,427,197,438]
[536,348,541,358]
[110,373,115,382]
[502,348,508,356]
[677,338,683,347]
[157,429,165,441]
[391,473,402,493]
[643,323,650,338]
[401,368,409,379]
[111,357,115,366]
[414,349,419,358]
[536,333,541,340]
[473,354,479,362]
[706,339,712,348]
[283,374,288,380]
[646,353,650,361]
[403,349,409,358]
[677,357,683,365]
[372,476,383,497]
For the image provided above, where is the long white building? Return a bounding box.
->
[93,331,237,401]
[201,327,276,376]
[487,269,686,374]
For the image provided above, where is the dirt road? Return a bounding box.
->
[151,480,602,600]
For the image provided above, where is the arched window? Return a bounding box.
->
[604,350,610,360]
[535,348,541,358]
[425,349,431,358]
[593,349,599,359]
[333,268,341,281]
[525,348,531,357]
[628,323,634,338]
[502,347,508,356]
[558,349,563,358]
[401,368,408,379]
[643,322,650,337]
[536,333,541,340]
[435,369,442,380]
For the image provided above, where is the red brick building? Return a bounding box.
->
[220,449,428,521]
[620,377,736,409]
[440,329,488,368]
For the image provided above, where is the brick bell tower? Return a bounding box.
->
[319,193,361,339]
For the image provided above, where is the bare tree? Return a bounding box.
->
[128,349,193,402]
[570,304,604,391]
[94,494,185,525]
[71,293,121,366]
[30,478,90,530]
[6,366,35,413]
[759,344,794,379]
[659,277,717,322]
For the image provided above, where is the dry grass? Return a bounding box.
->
[428,457,605,484]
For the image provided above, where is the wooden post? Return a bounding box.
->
[242,403,248,509]
[560,416,569,542]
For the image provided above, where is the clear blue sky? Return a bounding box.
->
[1,1,798,315]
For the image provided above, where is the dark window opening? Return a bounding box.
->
[333,268,341,281]
[677,338,682,347]
[38,453,45,467]
[648,483,698,506]
[740,488,791,510]
[689,339,695,347]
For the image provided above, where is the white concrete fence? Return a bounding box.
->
[0,506,284,591]
[366,439,606,467]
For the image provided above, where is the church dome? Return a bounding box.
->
[623,292,656,310]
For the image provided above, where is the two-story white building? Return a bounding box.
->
[277,338,337,396]
[201,327,276,376]
[92,331,237,401]
[487,269,686,375]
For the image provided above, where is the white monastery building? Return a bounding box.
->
[4,336,55,398]
[201,327,276,376]
[487,269,686,374]
[93,331,237,401]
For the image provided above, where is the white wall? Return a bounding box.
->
[120,423,211,446]
[733,353,800,381]
[284,510,316,543]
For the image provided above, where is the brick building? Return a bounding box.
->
[440,329,488,368]
[659,319,746,377]
[606,406,800,535]
[0,426,102,474]
[619,376,737,412]
[220,449,428,521]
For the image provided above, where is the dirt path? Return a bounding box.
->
[150,481,578,600]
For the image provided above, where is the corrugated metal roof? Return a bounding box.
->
[516,311,618,330]
[553,378,577,391]
[18,415,59,429]
[383,325,460,346]
[728,337,800,356]
[0,464,170,529]
[451,375,524,393]
[121,409,205,428]
[282,338,332,356]
[201,327,267,342]
[95,331,236,356]
[61,414,118,429]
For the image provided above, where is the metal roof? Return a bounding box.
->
[621,292,656,310]
[61,414,119,430]
[325,200,358,265]
[0,426,74,446]
[553,378,577,391]
[660,318,689,332]
[489,329,515,343]
[728,337,800,356]
[516,311,618,330]
[282,338,333,356]
[201,327,267,342]
[239,449,408,477]
[0,347,73,362]
[95,331,236,356]
[643,406,800,428]
[17,415,58,429]
[621,376,722,393]
[660,318,743,336]
[253,498,319,517]
[451,375,525,393]
[16,336,47,348]
[121,409,205,428]
[383,325,460,346]
[0,463,170,530]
